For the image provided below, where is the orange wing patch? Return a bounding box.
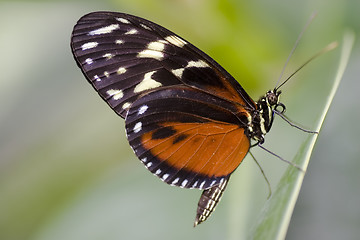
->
[140,122,250,178]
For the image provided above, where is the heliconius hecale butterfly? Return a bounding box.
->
[70,11,316,226]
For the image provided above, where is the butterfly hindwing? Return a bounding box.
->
[71,11,256,118]
[125,86,250,189]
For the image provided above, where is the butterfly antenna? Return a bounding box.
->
[275,41,338,91]
[274,12,318,90]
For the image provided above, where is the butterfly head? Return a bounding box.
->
[247,89,285,144]
[265,89,281,107]
[267,89,286,114]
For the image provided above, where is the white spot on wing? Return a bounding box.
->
[125,29,138,35]
[116,17,130,24]
[141,157,147,163]
[187,60,209,68]
[162,173,170,181]
[165,35,187,47]
[133,122,142,133]
[199,180,206,189]
[137,50,164,60]
[115,39,124,44]
[148,41,166,51]
[172,177,180,185]
[140,23,151,30]
[85,58,93,65]
[122,102,131,110]
[117,67,126,75]
[155,169,162,175]
[106,89,124,100]
[103,53,114,60]
[94,75,101,81]
[137,40,166,60]
[104,71,110,78]
[171,60,208,78]
[138,105,148,115]
[81,42,98,50]
[89,24,119,35]
[181,179,188,188]
[171,68,185,78]
[146,162,152,168]
[134,71,162,93]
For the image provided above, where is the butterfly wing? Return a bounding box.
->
[71,11,256,118]
[71,11,257,224]
[125,86,250,189]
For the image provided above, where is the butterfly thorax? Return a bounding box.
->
[245,90,282,144]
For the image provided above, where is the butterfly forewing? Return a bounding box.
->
[125,86,250,189]
[71,11,256,118]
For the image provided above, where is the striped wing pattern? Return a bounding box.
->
[71,11,256,226]
[71,11,255,118]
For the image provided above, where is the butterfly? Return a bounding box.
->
[71,11,296,226]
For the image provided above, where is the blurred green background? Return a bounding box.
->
[0,0,359,239]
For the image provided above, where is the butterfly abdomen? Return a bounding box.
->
[194,176,229,226]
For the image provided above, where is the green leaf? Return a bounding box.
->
[249,31,355,240]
